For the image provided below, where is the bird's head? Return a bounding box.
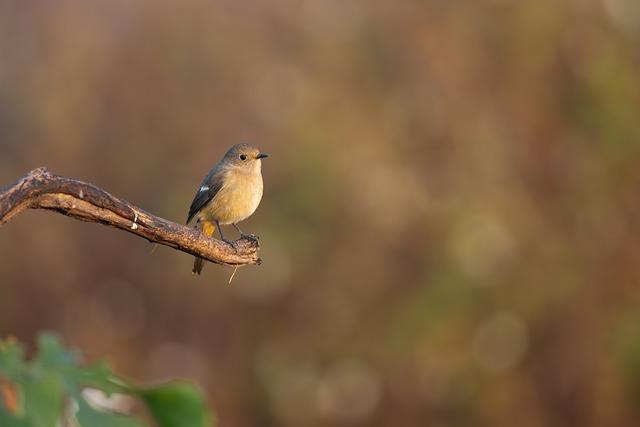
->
[223,143,268,172]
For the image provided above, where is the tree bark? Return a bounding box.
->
[0,168,261,267]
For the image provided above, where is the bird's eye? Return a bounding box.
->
[239,154,247,161]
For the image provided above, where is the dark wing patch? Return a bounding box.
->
[186,170,225,224]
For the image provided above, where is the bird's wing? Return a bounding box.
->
[186,168,226,224]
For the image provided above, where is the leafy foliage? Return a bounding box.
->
[0,334,215,427]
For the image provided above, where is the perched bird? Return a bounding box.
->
[187,143,268,274]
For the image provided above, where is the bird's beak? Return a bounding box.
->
[256,153,269,159]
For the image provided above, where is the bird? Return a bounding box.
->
[187,143,268,274]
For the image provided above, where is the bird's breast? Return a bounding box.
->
[202,171,263,224]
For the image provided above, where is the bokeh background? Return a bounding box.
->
[2,0,640,426]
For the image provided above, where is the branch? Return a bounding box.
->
[0,168,261,267]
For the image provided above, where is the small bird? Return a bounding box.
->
[187,143,268,274]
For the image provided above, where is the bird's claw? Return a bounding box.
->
[240,233,259,242]
[223,239,239,253]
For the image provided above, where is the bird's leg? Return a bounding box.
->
[216,220,231,243]
[233,223,259,241]
[217,220,238,251]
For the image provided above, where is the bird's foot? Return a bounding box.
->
[222,238,239,252]
[240,233,259,243]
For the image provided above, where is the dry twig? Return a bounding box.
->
[0,168,261,267]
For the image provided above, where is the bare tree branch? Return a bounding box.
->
[0,168,261,267]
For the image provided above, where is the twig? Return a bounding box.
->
[0,168,261,267]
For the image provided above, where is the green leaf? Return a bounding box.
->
[0,409,28,427]
[75,362,130,396]
[75,399,145,427]
[34,334,79,369]
[0,338,25,378]
[22,372,64,427]
[0,334,218,426]
[140,381,214,427]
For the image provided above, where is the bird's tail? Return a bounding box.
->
[192,257,205,275]
[192,220,216,275]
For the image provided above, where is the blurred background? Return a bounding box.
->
[1,0,640,426]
